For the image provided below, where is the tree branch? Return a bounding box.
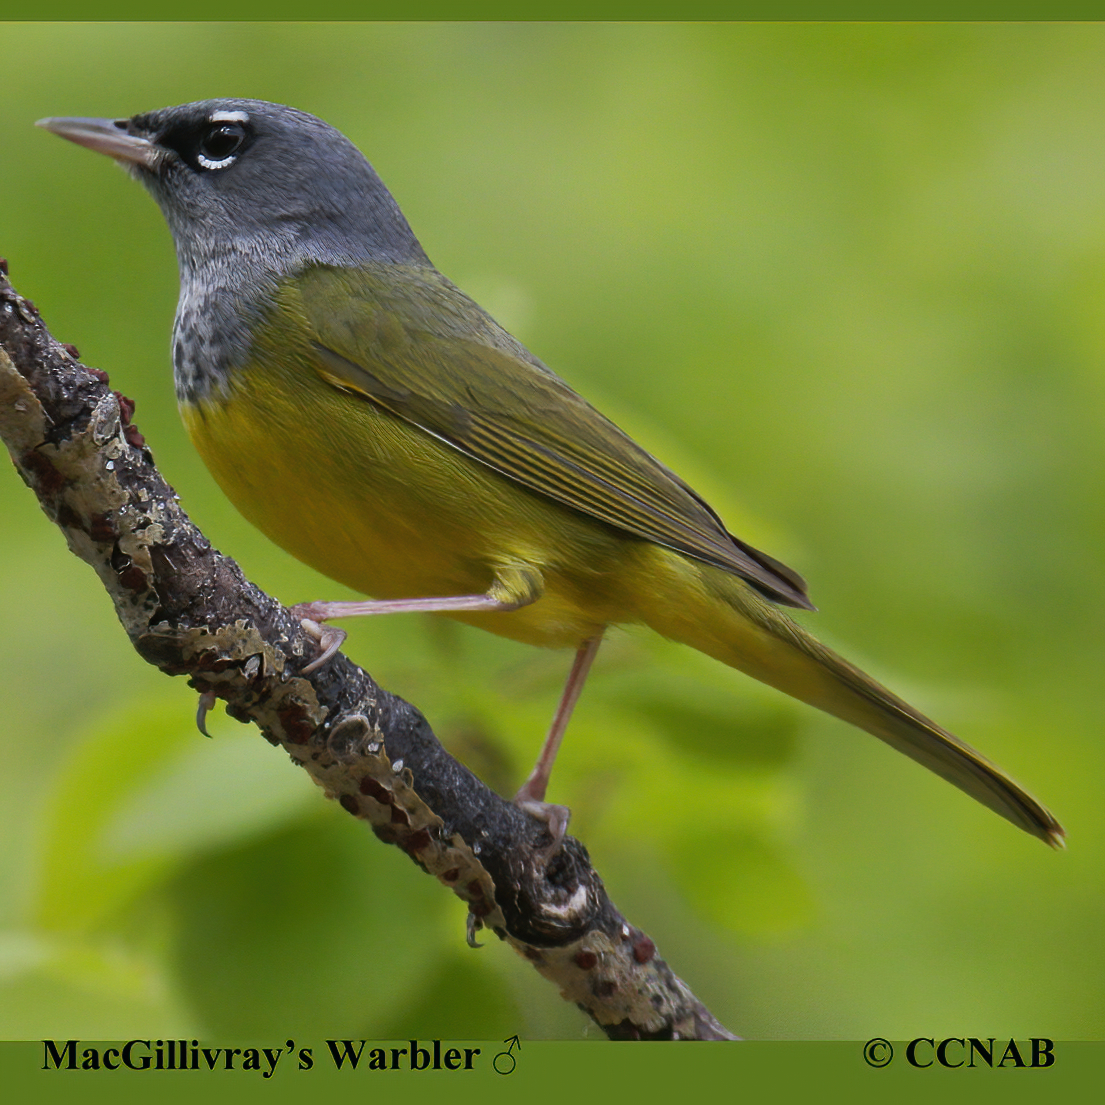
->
[0,261,736,1041]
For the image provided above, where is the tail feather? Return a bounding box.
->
[644,556,1064,847]
[788,629,1064,847]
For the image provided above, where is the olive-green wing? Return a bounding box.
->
[293,263,813,609]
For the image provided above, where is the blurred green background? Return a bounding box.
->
[1,22,1102,1041]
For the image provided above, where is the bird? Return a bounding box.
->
[38,99,1063,848]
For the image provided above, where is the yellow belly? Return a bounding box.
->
[181,363,646,649]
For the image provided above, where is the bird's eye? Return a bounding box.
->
[196,122,247,169]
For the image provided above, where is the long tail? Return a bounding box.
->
[642,554,1064,847]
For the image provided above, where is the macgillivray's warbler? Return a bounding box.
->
[37,100,1062,848]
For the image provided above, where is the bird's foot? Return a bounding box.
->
[292,609,348,674]
[514,782,571,858]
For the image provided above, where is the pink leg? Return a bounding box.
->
[514,634,603,846]
[292,592,531,673]
[293,595,527,620]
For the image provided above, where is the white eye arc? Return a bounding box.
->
[209,109,250,125]
[197,151,238,170]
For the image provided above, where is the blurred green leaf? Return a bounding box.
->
[34,699,312,933]
[102,727,314,861]
[379,948,523,1041]
[169,813,449,1036]
[666,832,815,940]
[35,699,205,933]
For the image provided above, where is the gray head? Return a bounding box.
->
[41,99,429,274]
[40,99,430,402]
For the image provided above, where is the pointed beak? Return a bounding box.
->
[36,116,158,168]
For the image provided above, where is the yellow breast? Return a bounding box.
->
[180,360,644,649]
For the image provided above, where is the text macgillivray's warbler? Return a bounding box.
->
[38,99,1063,848]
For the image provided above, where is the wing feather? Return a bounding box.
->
[295,264,813,609]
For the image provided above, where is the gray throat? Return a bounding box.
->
[171,245,280,407]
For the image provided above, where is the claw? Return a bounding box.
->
[298,617,347,674]
[514,795,571,857]
[466,911,484,949]
[196,690,217,737]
